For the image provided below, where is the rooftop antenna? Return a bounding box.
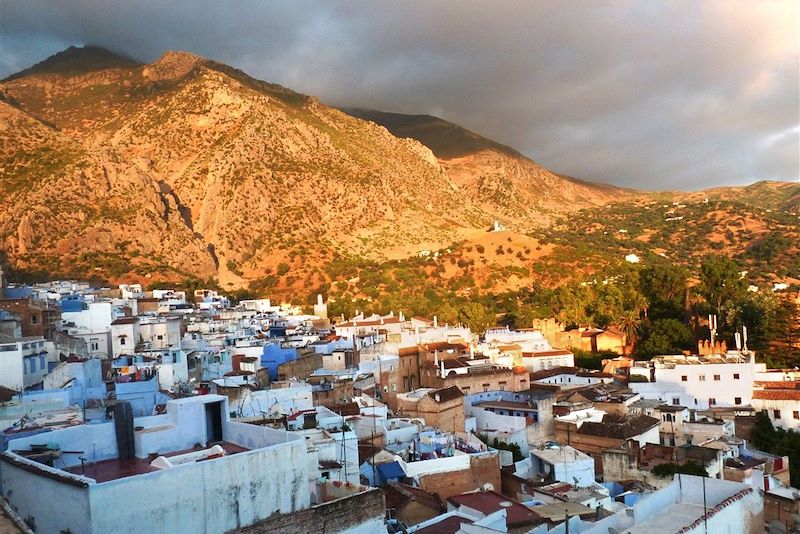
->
[742,325,748,352]
[708,314,717,348]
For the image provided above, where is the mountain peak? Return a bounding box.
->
[143,50,205,81]
[344,108,523,160]
[3,45,139,81]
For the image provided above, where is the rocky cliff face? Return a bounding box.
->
[1,46,627,289]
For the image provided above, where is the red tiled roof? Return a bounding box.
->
[447,490,542,528]
[754,381,800,390]
[753,389,800,401]
[522,349,573,358]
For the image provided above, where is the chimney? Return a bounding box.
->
[469,345,474,359]
[435,393,440,402]
[440,360,446,379]
[434,316,438,328]
[434,350,439,365]
[317,294,323,306]
[763,473,770,491]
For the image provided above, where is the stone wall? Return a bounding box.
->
[418,453,501,501]
[278,353,322,381]
[235,487,385,534]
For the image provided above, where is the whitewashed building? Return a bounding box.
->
[629,352,757,409]
[752,381,800,431]
[0,335,48,390]
[0,395,312,534]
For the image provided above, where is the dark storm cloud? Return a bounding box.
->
[2,0,798,190]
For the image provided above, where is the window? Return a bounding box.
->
[31,314,38,324]
[773,410,781,419]
[120,337,126,346]
[681,375,688,382]
[157,335,163,340]
[735,397,742,405]
[733,373,740,380]
[482,383,490,392]
[793,411,799,420]
[672,397,680,405]
[713,375,720,381]
[30,358,36,373]
[708,398,716,406]
[698,375,706,382]
[694,399,698,405]
[39,355,45,369]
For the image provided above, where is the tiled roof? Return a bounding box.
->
[522,349,573,358]
[753,389,800,401]
[110,317,139,325]
[384,481,443,512]
[427,386,463,403]
[447,490,542,528]
[754,381,800,390]
[578,414,659,439]
[530,366,580,380]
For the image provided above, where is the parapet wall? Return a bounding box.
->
[235,486,385,534]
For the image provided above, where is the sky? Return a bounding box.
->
[1,0,798,190]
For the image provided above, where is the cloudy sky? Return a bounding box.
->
[2,1,798,190]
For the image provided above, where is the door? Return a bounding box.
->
[205,401,223,444]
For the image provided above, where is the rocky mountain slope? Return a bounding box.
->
[346,109,628,225]
[1,46,629,291]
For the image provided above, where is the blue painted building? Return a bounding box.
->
[261,343,300,380]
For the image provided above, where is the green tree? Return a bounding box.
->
[698,255,746,314]
[640,263,688,305]
[750,411,776,451]
[436,302,460,326]
[458,302,495,335]
[638,318,694,357]
[617,309,642,347]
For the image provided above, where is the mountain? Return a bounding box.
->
[2,47,795,302]
[0,46,627,293]
[345,108,630,225]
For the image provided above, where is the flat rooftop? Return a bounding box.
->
[625,502,706,533]
[64,441,249,483]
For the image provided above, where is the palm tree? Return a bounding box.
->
[617,310,642,349]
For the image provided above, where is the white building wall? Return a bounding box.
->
[0,343,25,391]
[62,302,113,332]
[752,398,800,431]
[110,322,139,357]
[630,361,755,409]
